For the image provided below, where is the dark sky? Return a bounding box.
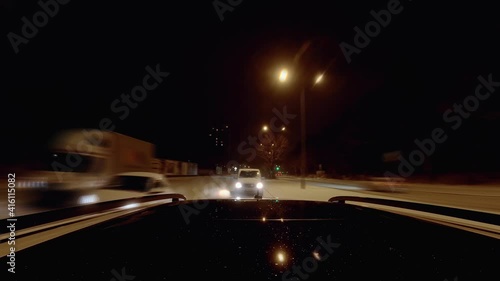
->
[2,0,500,171]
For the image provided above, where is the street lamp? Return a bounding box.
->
[315,73,324,84]
[279,69,288,82]
[262,124,285,132]
[278,64,323,189]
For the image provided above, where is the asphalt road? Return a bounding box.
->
[1,176,499,220]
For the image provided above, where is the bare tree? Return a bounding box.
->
[256,134,289,178]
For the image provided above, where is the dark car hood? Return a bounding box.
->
[2,199,499,281]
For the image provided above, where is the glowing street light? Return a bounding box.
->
[315,73,324,84]
[281,127,286,131]
[279,68,288,82]
[263,125,268,131]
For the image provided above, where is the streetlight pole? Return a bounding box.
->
[294,41,311,190]
[300,86,307,189]
[278,39,330,188]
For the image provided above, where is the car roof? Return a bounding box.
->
[12,199,499,280]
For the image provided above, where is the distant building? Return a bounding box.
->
[208,125,231,165]
[209,125,229,148]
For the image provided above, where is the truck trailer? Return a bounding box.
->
[19,129,156,191]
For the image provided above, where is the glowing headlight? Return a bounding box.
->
[235,182,242,188]
[218,189,230,198]
[78,194,99,205]
[256,182,263,189]
[120,203,139,210]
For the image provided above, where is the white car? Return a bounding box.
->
[105,172,170,193]
[233,168,264,198]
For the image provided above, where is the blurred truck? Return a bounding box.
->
[18,129,165,191]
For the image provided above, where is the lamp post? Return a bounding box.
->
[276,40,332,189]
[278,70,323,189]
[299,86,307,189]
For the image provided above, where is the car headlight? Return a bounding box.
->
[256,182,263,189]
[235,182,242,188]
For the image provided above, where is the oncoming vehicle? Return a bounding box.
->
[233,168,264,198]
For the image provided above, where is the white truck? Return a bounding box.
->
[18,128,163,191]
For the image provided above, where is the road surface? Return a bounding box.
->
[1,176,499,219]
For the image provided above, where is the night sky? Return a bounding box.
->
[2,0,500,172]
